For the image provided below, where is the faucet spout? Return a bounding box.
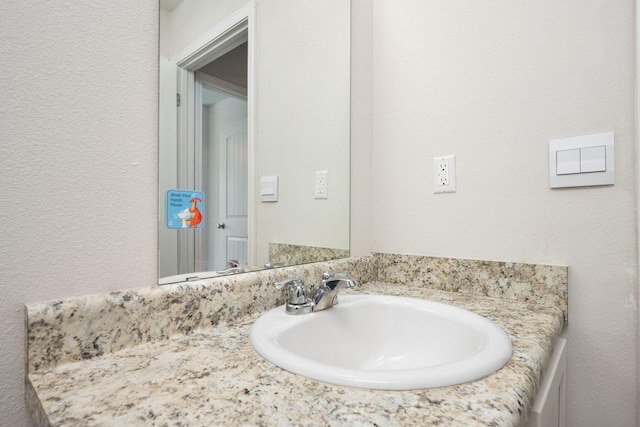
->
[325,277,358,291]
[311,272,358,312]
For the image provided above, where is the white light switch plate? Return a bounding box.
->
[260,176,278,202]
[549,131,614,188]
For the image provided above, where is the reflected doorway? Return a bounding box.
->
[196,70,248,272]
[159,38,249,280]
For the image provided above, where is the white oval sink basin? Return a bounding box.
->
[250,294,512,390]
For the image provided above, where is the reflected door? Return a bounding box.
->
[214,119,248,268]
[197,73,248,271]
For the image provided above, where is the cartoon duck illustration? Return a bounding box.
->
[186,197,203,228]
[177,197,203,228]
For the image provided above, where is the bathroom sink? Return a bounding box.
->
[250,294,512,390]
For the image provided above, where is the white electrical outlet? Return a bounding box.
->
[433,155,456,193]
[315,171,328,199]
[437,162,450,185]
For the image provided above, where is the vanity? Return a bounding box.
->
[25,253,567,426]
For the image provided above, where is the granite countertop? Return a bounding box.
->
[28,281,565,427]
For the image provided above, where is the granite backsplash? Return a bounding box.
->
[25,252,567,375]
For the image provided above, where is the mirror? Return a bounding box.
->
[159,0,351,284]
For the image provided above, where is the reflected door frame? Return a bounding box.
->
[172,2,257,271]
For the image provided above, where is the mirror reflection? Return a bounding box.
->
[159,0,351,284]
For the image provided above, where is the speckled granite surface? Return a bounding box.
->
[268,242,349,266]
[376,253,568,323]
[26,255,376,373]
[26,253,567,426]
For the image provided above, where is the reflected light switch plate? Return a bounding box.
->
[260,176,278,202]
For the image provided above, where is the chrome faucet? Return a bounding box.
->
[216,260,248,276]
[275,271,358,315]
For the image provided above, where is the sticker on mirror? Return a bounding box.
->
[166,190,204,229]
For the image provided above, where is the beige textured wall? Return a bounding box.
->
[0,1,158,425]
[353,1,637,425]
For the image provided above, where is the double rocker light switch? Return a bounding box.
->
[556,145,606,175]
[549,132,614,188]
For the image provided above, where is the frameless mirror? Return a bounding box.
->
[159,0,351,284]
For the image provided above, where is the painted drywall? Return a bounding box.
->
[359,1,638,426]
[350,0,375,259]
[0,1,158,426]
[637,3,640,425]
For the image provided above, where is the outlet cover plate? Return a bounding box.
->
[315,171,329,199]
[433,155,456,193]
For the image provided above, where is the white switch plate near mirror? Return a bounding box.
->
[260,176,278,202]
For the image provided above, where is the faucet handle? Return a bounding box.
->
[275,278,307,305]
[275,277,302,289]
[322,270,348,281]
